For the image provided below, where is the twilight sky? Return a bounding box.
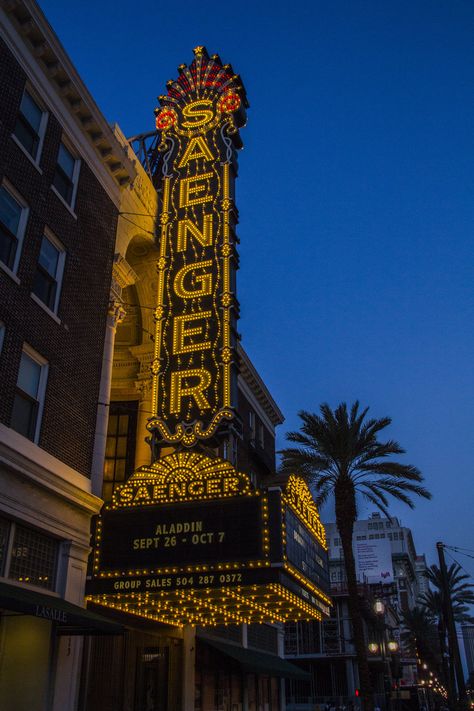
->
[39,0,474,579]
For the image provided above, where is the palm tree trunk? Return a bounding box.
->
[336,482,374,711]
[438,617,454,707]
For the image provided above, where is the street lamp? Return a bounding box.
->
[374,600,386,616]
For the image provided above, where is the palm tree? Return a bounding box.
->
[420,563,474,624]
[279,402,431,711]
[400,606,440,669]
[419,563,474,701]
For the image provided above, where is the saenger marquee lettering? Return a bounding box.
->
[147,47,248,448]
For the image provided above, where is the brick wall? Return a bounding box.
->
[0,36,118,477]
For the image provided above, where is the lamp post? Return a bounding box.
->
[369,600,400,711]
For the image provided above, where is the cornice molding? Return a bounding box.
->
[237,343,284,427]
[0,0,137,202]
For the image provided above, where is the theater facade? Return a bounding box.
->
[83,47,331,711]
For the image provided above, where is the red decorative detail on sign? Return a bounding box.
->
[155,109,177,130]
[218,92,241,114]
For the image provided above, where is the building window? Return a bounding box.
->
[333,538,340,547]
[10,346,48,442]
[0,182,28,272]
[356,535,366,541]
[223,435,238,465]
[258,421,265,448]
[0,322,5,354]
[13,89,47,161]
[52,141,80,207]
[0,516,58,590]
[9,524,58,589]
[249,411,256,441]
[32,232,65,313]
[103,402,138,501]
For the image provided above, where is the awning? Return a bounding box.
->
[0,581,123,635]
[201,638,310,680]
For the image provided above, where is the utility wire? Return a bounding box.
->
[118,214,156,236]
[444,548,474,584]
[445,546,474,560]
[446,546,474,554]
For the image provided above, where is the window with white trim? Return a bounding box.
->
[32,232,65,313]
[52,141,80,207]
[13,89,47,161]
[0,182,28,272]
[11,346,48,442]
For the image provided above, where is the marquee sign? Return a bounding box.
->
[87,455,331,626]
[148,46,248,448]
[87,49,332,628]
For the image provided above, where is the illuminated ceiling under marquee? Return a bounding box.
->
[148,46,248,449]
[87,456,331,627]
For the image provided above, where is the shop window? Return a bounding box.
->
[32,232,65,313]
[52,141,80,208]
[11,346,48,442]
[0,515,58,590]
[9,524,58,589]
[0,181,28,273]
[103,401,138,501]
[13,88,47,162]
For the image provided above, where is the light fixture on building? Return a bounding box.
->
[374,599,385,615]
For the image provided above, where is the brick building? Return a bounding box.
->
[0,2,135,710]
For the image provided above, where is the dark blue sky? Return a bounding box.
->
[40,1,474,578]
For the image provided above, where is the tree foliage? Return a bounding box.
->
[279,402,431,711]
[420,563,474,624]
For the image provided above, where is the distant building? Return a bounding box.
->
[326,512,422,612]
[462,624,474,677]
[0,1,135,709]
[285,513,428,709]
[415,554,430,598]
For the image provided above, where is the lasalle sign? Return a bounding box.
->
[87,49,331,627]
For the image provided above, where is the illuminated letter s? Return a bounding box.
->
[181,100,214,128]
